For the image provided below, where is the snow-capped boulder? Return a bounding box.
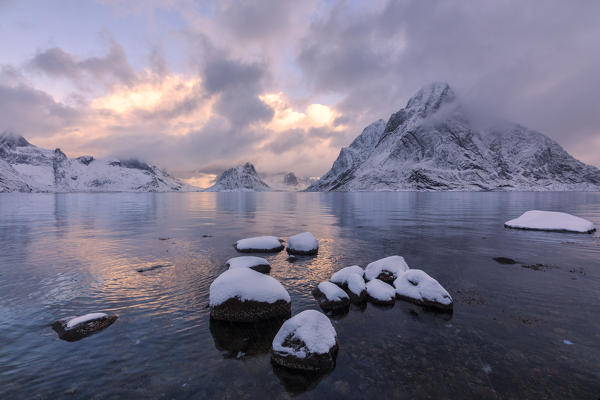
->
[226,256,271,274]
[365,279,396,305]
[364,256,410,284]
[234,236,284,253]
[330,266,367,303]
[312,282,350,312]
[286,232,319,255]
[205,162,271,192]
[394,270,453,311]
[209,268,291,322]
[306,82,600,192]
[52,313,118,341]
[504,210,596,234]
[271,310,338,371]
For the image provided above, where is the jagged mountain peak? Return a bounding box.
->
[0,131,31,148]
[205,162,271,192]
[307,82,600,192]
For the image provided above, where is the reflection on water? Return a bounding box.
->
[0,192,599,399]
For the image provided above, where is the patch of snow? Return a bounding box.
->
[563,339,573,345]
[330,266,366,295]
[317,282,349,302]
[66,313,108,329]
[209,268,290,307]
[235,236,282,251]
[394,269,452,306]
[272,310,337,359]
[287,232,318,252]
[226,256,270,270]
[364,256,410,281]
[505,210,595,233]
[366,279,396,301]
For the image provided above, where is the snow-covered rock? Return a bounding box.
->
[312,282,350,312]
[365,279,396,305]
[330,266,367,303]
[234,236,284,253]
[504,210,596,233]
[271,310,338,371]
[364,256,410,283]
[209,268,291,322]
[286,232,319,255]
[226,256,271,274]
[0,133,191,192]
[51,313,118,341]
[394,270,453,311]
[205,162,270,192]
[306,82,600,192]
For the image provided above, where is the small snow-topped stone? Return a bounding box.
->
[394,269,453,311]
[365,279,396,305]
[364,256,410,283]
[66,313,108,329]
[271,310,338,370]
[226,256,271,274]
[312,282,350,312]
[316,282,348,302]
[286,232,319,255]
[504,210,595,233]
[234,236,284,253]
[210,268,290,306]
[209,268,291,322]
[330,266,366,303]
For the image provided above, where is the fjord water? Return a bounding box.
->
[1,192,599,399]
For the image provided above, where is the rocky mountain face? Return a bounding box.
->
[0,133,190,193]
[205,162,271,192]
[307,82,600,191]
[261,172,318,191]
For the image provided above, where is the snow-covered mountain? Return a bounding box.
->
[0,133,191,192]
[307,82,600,191]
[205,162,271,192]
[261,172,318,191]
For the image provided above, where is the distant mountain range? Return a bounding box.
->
[307,82,600,191]
[0,133,190,192]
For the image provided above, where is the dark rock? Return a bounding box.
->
[272,338,339,372]
[283,172,298,186]
[493,257,517,265]
[287,255,297,263]
[76,155,94,165]
[210,298,291,323]
[52,314,118,342]
[136,264,171,273]
[209,318,286,359]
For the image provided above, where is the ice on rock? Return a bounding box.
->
[394,269,453,311]
[226,256,271,274]
[504,210,595,234]
[209,268,291,322]
[364,256,410,283]
[52,312,118,341]
[271,310,338,371]
[365,279,396,305]
[312,282,350,312]
[234,236,284,253]
[330,266,367,303]
[286,232,319,255]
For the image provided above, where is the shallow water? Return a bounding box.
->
[0,192,599,399]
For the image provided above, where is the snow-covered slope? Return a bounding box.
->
[261,172,318,191]
[205,162,271,192]
[307,82,600,191]
[0,133,191,193]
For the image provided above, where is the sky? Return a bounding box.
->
[1,0,599,187]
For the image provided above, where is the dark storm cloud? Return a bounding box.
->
[296,0,600,164]
[29,40,137,87]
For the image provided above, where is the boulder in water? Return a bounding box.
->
[52,313,118,341]
[312,282,350,312]
[394,269,453,311]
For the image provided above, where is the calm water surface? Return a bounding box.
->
[1,192,599,399]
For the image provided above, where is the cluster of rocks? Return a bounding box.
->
[233,232,319,255]
[314,255,453,312]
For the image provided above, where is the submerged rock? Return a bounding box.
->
[330,266,367,303]
[286,232,319,255]
[365,279,396,305]
[312,282,350,312]
[209,268,291,322]
[226,256,271,274]
[136,263,172,273]
[271,310,338,371]
[52,313,118,341]
[504,210,596,233]
[364,256,410,284]
[234,236,284,253]
[394,270,453,311]
[209,318,286,359]
[493,257,517,265]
